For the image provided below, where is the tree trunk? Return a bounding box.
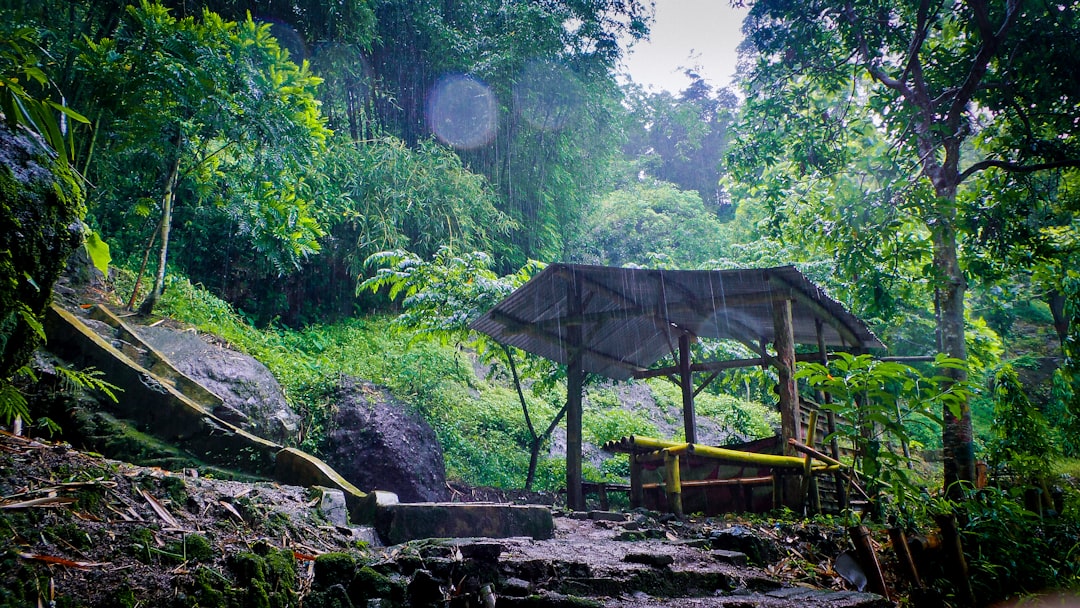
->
[931,210,975,498]
[139,137,182,316]
[1048,290,1068,355]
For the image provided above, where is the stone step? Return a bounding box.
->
[374,502,555,544]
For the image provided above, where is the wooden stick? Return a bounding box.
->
[849,525,890,600]
[888,527,923,589]
[935,514,975,607]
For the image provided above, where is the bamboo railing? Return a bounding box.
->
[601,435,849,516]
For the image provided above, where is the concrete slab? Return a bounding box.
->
[375,502,555,545]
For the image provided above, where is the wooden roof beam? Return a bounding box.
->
[766,273,864,347]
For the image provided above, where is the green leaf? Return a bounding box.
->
[46,100,91,124]
[16,304,45,341]
[84,230,112,276]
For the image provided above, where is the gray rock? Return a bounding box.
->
[322,377,448,503]
[709,525,779,565]
[709,549,749,566]
[588,510,628,522]
[622,552,675,567]
[315,486,350,527]
[134,326,301,444]
[499,577,532,597]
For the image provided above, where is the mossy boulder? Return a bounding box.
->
[0,122,84,380]
[224,542,298,608]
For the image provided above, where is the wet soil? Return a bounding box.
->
[0,430,894,607]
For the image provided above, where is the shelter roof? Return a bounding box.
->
[470,264,883,380]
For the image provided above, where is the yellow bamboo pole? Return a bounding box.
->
[634,449,671,463]
[685,443,827,470]
[627,435,684,451]
[803,410,820,513]
[664,450,683,517]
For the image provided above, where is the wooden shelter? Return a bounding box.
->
[470,264,882,511]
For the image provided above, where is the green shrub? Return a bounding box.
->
[948,487,1080,603]
[986,364,1058,484]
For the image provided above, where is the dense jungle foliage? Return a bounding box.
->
[2,0,1080,603]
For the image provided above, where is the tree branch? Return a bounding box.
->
[502,344,538,440]
[947,0,1022,126]
[959,158,1080,182]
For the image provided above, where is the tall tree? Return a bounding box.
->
[365,0,651,266]
[623,71,739,215]
[76,2,330,313]
[572,181,728,268]
[730,0,1080,495]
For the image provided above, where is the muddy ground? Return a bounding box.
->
[0,429,905,607]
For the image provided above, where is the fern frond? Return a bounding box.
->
[0,382,31,425]
[56,366,123,403]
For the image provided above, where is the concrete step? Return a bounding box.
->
[374,502,555,544]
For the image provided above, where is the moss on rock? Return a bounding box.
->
[224,541,298,608]
[313,551,357,588]
[0,123,85,381]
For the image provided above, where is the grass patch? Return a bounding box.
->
[1056,458,1080,478]
[112,270,784,491]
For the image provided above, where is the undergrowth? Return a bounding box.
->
[113,272,773,491]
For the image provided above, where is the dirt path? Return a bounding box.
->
[0,430,892,607]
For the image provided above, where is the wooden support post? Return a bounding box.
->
[664,450,683,517]
[679,333,697,445]
[772,473,783,510]
[629,451,643,508]
[565,276,585,512]
[772,297,803,511]
[566,350,584,511]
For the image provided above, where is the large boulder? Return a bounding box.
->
[322,377,448,503]
[134,325,302,445]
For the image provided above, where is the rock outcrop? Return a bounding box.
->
[134,325,301,445]
[322,377,449,503]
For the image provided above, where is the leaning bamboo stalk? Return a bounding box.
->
[849,525,891,600]
[802,410,820,513]
[888,527,923,589]
[935,513,975,607]
[686,442,825,470]
[788,439,873,502]
[788,438,846,468]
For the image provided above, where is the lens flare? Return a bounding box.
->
[426,74,498,149]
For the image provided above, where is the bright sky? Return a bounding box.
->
[621,1,750,94]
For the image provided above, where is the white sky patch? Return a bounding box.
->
[621,0,749,94]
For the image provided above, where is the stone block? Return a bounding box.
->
[709,549,749,566]
[588,510,628,522]
[274,448,381,524]
[375,503,554,545]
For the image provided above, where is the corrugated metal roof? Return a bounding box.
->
[470,264,884,380]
